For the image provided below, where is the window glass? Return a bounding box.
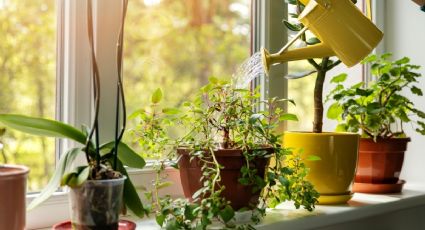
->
[0,0,56,192]
[123,0,250,153]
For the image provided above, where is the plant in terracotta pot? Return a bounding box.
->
[0,0,148,228]
[259,0,384,204]
[327,53,424,193]
[130,79,319,229]
[0,126,30,230]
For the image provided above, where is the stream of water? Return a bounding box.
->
[232,52,265,89]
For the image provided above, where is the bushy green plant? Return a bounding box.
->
[327,53,425,139]
[132,77,319,229]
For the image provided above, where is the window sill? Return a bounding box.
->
[31,181,425,230]
[121,185,425,230]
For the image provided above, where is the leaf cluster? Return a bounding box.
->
[0,114,149,217]
[327,53,425,139]
[134,77,319,229]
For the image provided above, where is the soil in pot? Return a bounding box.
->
[69,176,126,230]
[177,148,271,210]
[354,138,410,193]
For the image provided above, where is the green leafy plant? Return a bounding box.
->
[0,0,149,217]
[327,53,425,139]
[132,78,319,229]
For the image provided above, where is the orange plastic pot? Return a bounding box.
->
[355,138,410,184]
[0,165,29,230]
[177,148,270,210]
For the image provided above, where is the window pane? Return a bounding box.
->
[123,0,250,153]
[0,0,56,192]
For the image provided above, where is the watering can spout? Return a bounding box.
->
[261,44,334,75]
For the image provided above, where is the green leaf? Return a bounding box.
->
[278,176,290,187]
[156,214,165,227]
[306,37,321,45]
[306,155,321,161]
[157,181,173,190]
[335,123,348,132]
[0,114,86,144]
[151,88,163,104]
[115,160,147,218]
[279,113,298,121]
[162,108,181,115]
[100,142,146,169]
[366,103,384,114]
[283,20,302,31]
[285,70,316,79]
[395,57,410,65]
[330,73,347,83]
[62,166,90,187]
[128,109,145,120]
[184,204,197,221]
[327,103,342,120]
[361,54,377,64]
[219,205,235,223]
[411,86,423,96]
[28,147,83,210]
[208,76,219,84]
[355,88,373,96]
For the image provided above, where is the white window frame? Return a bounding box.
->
[26,0,388,229]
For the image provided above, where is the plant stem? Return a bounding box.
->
[313,58,329,133]
[86,0,101,168]
[113,0,129,170]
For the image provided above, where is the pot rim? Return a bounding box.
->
[284,131,360,136]
[177,147,274,157]
[83,176,127,185]
[360,137,411,142]
[0,164,29,178]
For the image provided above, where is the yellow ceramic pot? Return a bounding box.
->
[283,132,359,204]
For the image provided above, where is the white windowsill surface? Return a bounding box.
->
[31,167,425,230]
[34,184,425,230]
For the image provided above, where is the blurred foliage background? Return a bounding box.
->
[0,0,56,192]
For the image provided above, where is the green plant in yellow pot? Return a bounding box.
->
[261,0,382,204]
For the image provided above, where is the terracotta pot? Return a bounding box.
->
[0,164,29,230]
[283,132,359,204]
[177,148,270,210]
[69,177,126,230]
[355,138,410,184]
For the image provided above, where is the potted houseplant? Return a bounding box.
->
[130,78,319,229]
[261,0,375,204]
[327,53,424,193]
[0,0,148,228]
[1,128,30,229]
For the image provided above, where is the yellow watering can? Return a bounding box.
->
[261,0,383,74]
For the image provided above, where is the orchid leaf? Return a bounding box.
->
[100,142,146,169]
[0,114,86,144]
[114,159,147,218]
[28,147,83,210]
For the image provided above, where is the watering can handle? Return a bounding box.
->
[298,0,373,20]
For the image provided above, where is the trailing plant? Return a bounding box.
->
[132,78,319,229]
[0,0,149,217]
[327,53,425,140]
